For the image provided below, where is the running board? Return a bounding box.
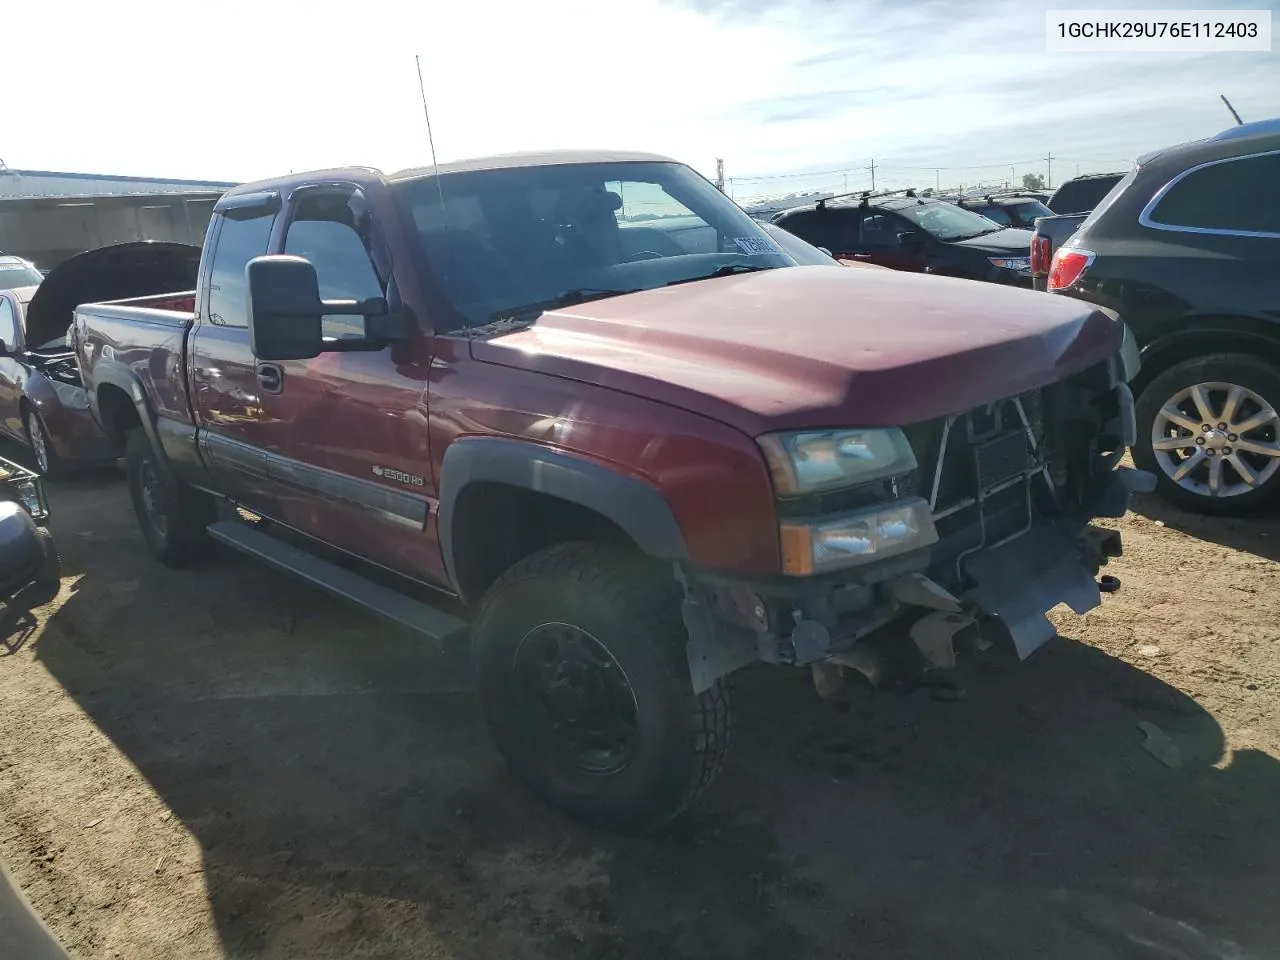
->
[206,520,467,641]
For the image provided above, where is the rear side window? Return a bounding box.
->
[776,210,855,251]
[206,214,275,327]
[1145,151,1280,236]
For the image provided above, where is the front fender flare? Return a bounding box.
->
[436,438,689,593]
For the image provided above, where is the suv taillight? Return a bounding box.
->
[1046,249,1095,291]
[1030,234,1052,276]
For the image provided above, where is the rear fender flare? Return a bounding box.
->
[92,359,167,469]
[436,438,689,595]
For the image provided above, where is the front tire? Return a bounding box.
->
[1134,353,1280,515]
[125,429,215,566]
[472,541,734,831]
[23,409,58,479]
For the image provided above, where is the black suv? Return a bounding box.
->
[1046,172,1126,214]
[773,190,1034,286]
[949,193,1055,229]
[1046,118,1280,514]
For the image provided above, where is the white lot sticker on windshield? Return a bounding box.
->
[733,236,783,256]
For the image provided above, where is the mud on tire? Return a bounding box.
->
[472,541,734,831]
[125,429,215,567]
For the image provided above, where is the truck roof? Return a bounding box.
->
[218,150,680,202]
[391,149,676,181]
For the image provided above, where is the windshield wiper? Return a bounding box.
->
[487,287,639,324]
[666,264,771,287]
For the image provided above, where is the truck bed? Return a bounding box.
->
[73,292,198,428]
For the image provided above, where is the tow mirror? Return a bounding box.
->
[246,256,324,361]
[247,256,408,361]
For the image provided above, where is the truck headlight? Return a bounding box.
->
[1120,323,1141,383]
[758,428,917,496]
[779,498,938,575]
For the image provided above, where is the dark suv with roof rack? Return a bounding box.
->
[1045,118,1280,515]
[948,192,1055,230]
[772,189,1034,286]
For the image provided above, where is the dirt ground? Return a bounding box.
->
[1,462,1278,960]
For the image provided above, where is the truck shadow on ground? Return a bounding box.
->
[20,480,1280,960]
[1129,489,1280,564]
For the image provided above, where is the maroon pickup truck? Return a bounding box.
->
[73,151,1152,829]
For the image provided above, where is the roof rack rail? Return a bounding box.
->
[816,187,918,209]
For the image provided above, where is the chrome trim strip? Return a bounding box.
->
[1137,148,1280,240]
[266,453,428,530]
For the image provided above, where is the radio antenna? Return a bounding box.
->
[1220,94,1244,126]
[414,55,450,216]
[415,54,460,329]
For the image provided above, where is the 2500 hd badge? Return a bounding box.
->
[372,465,425,487]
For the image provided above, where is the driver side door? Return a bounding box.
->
[858,211,927,272]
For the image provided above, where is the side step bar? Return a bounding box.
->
[207,520,468,641]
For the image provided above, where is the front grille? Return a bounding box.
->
[903,388,1047,514]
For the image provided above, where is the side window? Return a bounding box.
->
[1148,152,1280,235]
[979,205,1012,226]
[206,213,275,328]
[859,212,900,249]
[285,195,384,341]
[0,298,16,347]
[777,211,855,251]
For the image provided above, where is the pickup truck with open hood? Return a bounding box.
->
[71,151,1152,830]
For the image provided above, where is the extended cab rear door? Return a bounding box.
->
[188,196,283,514]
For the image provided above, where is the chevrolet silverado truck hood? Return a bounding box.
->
[23,241,201,350]
[471,265,1123,435]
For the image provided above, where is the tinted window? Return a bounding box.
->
[775,209,857,251]
[285,216,383,341]
[860,212,905,249]
[1048,175,1123,214]
[1009,200,1053,225]
[0,298,15,346]
[206,214,275,327]
[1148,152,1280,234]
[973,204,1013,226]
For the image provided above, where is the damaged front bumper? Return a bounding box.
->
[681,368,1155,694]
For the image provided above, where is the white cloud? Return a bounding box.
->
[5,0,1276,195]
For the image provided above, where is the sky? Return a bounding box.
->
[5,0,1277,199]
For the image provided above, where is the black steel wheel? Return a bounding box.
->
[125,429,214,567]
[473,541,733,831]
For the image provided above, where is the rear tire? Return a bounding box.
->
[125,429,215,566]
[1135,354,1280,515]
[472,541,734,831]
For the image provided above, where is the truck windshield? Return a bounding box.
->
[392,161,796,332]
[893,200,1003,241]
